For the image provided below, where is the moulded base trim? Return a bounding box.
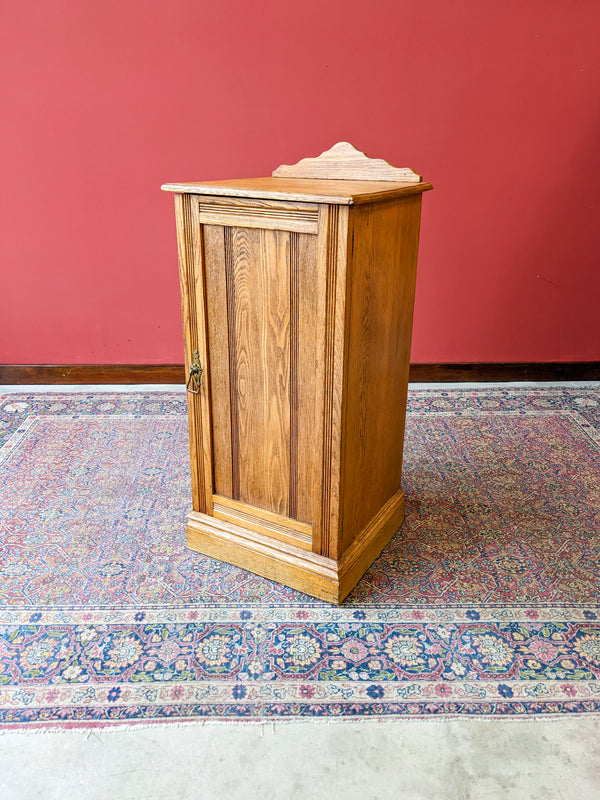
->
[185,488,405,604]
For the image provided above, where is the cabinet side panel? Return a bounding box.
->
[340,195,423,554]
[232,227,291,516]
[203,224,232,497]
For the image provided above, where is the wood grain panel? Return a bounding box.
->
[163,177,433,206]
[273,141,421,182]
[186,490,403,604]
[204,223,319,522]
[189,200,215,516]
[186,510,341,603]
[230,227,291,515]
[294,232,319,524]
[198,195,319,213]
[174,194,213,513]
[337,488,405,602]
[203,225,232,497]
[339,195,423,554]
[316,205,350,559]
[198,197,318,233]
[212,495,312,550]
[288,232,300,521]
[224,227,240,498]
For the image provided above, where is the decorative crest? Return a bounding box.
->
[273,142,421,182]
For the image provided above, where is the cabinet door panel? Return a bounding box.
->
[203,224,318,524]
[232,225,290,514]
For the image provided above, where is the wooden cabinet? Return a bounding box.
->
[163,143,432,603]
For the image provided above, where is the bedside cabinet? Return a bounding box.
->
[162,142,432,603]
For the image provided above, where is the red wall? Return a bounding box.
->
[1,0,599,364]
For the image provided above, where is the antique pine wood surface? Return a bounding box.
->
[164,144,431,602]
[185,486,406,604]
[203,225,320,521]
[228,226,290,515]
[336,487,406,601]
[316,203,349,561]
[185,511,342,604]
[339,195,423,554]
[211,494,312,550]
[272,141,422,182]
[162,177,432,205]
[174,193,207,514]
[198,195,319,234]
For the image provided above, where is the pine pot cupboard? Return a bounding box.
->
[163,143,432,603]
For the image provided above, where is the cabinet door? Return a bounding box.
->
[199,201,322,547]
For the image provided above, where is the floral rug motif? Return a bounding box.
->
[0,387,599,726]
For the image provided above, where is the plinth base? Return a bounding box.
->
[185,489,404,604]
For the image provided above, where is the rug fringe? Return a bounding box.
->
[2,711,600,736]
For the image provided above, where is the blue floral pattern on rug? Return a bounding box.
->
[0,387,599,725]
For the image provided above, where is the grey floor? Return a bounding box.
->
[1,717,600,800]
[1,383,599,800]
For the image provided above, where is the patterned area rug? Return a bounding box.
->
[0,387,599,727]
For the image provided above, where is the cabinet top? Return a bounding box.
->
[163,143,432,205]
[161,176,432,205]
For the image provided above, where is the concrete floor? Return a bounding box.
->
[1,717,599,799]
[2,383,599,799]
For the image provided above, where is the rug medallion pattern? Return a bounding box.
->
[0,388,599,726]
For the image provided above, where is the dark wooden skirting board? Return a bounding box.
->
[408,363,600,382]
[0,362,599,385]
[0,364,186,384]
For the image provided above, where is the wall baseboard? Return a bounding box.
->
[0,362,599,386]
[0,364,185,385]
[408,362,600,382]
